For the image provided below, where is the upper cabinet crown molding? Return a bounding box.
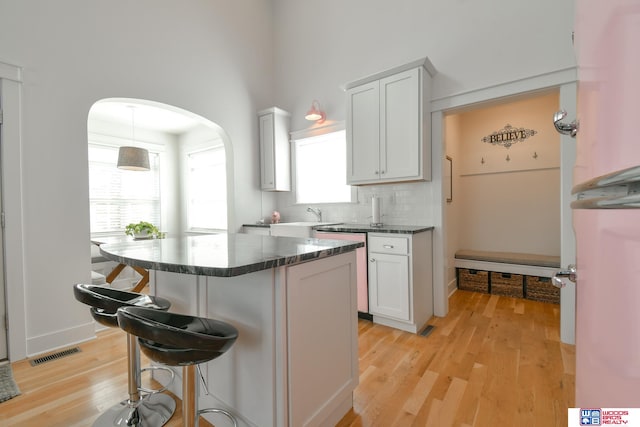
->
[342,57,436,92]
[345,57,435,185]
[258,107,291,192]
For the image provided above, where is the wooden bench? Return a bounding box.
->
[454,250,561,303]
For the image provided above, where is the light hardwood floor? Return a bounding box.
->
[2,290,574,426]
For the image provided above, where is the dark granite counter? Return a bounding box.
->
[99,233,363,277]
[315,223,434,234]
[242,223,271,229]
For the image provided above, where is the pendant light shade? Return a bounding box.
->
[117,105,150,171]
[304,100,326,123]
[117,146,150,171]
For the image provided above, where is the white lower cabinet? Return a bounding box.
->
[367,231,433,333]
[368,251,410,321]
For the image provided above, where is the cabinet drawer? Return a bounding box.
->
[368,235,409,255]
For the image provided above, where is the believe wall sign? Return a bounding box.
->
[481,124,537,148]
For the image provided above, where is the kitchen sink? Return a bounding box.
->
[270,222,342,238]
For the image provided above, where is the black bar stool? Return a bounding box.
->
[73,284,176,426]
[117,306,239,427]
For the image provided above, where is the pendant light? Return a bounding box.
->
[117,106,150,171]
[304,100,326,124]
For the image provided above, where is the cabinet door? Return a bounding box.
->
[346,81,380,184]
[368,252,410,321]
[380,67,421,181]
[259,113,276,190]
[259,109,291,191]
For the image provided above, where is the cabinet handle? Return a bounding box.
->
[380,170,385,175]
[383,244,394,249]
[370,258,376,262]
[374,170,379,175]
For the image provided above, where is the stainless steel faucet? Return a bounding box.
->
[307,207,322,222]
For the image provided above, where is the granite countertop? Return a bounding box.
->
[243,223,270,228]
[99,233,363,277]
[314,223,434,234]
[243,223,435,234]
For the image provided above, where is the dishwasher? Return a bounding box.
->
[314,231,370,319]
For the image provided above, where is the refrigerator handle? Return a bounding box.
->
[553,110,579,137]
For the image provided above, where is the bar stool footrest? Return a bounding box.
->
[139,365,176,395]
[199,408,238,427]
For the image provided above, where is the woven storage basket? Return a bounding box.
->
[525,276,560,304]
[490,272,523,298]
[458,268,489,293]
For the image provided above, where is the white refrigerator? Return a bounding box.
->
[555,0,640,407]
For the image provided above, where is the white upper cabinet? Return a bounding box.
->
[345,58,435,185]
[258,107,291,191]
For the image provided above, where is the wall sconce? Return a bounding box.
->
[117,106,150,171]
[304,100,326,124]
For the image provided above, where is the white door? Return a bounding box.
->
[368,253,410,321]
[259,113,275,190]
[346,80,380,183]
[380,67,421,180]
[569,0,640,407]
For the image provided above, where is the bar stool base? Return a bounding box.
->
[92,393,176,427]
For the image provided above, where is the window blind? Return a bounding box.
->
[187,146,227,230]
[88,144,161,235]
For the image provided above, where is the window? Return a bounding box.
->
[187,145,227,230]
[88,144,161,236]
[294,129,353,204]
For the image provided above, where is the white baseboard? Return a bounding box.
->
[26,321,95,358]
[447,278,457,296]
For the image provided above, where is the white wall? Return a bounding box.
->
[273,0,575,132]
[0,0,274,359]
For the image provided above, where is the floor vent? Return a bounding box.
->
[30,347,81,366]
[419,325,435,337]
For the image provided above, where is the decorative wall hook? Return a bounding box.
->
[533,152,538,159]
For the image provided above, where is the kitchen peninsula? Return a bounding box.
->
[99,233,363,427]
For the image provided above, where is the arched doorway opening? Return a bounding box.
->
[87,98,235,288]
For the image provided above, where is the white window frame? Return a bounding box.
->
[185,144,227,232]
[88,136,163,238]
[291,124,356,205]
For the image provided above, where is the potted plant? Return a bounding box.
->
[124,221,165,239]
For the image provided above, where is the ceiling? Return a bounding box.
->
[89,101,201,134]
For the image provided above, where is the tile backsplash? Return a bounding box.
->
[272,181,435,226]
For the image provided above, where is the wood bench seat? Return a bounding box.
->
[454,250,560,269]
[454,250,561,303]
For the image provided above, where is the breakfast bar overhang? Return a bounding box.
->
[99,233,363,427]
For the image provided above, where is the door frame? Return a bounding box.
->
[431,67,577,344]
[0,60,27,361]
